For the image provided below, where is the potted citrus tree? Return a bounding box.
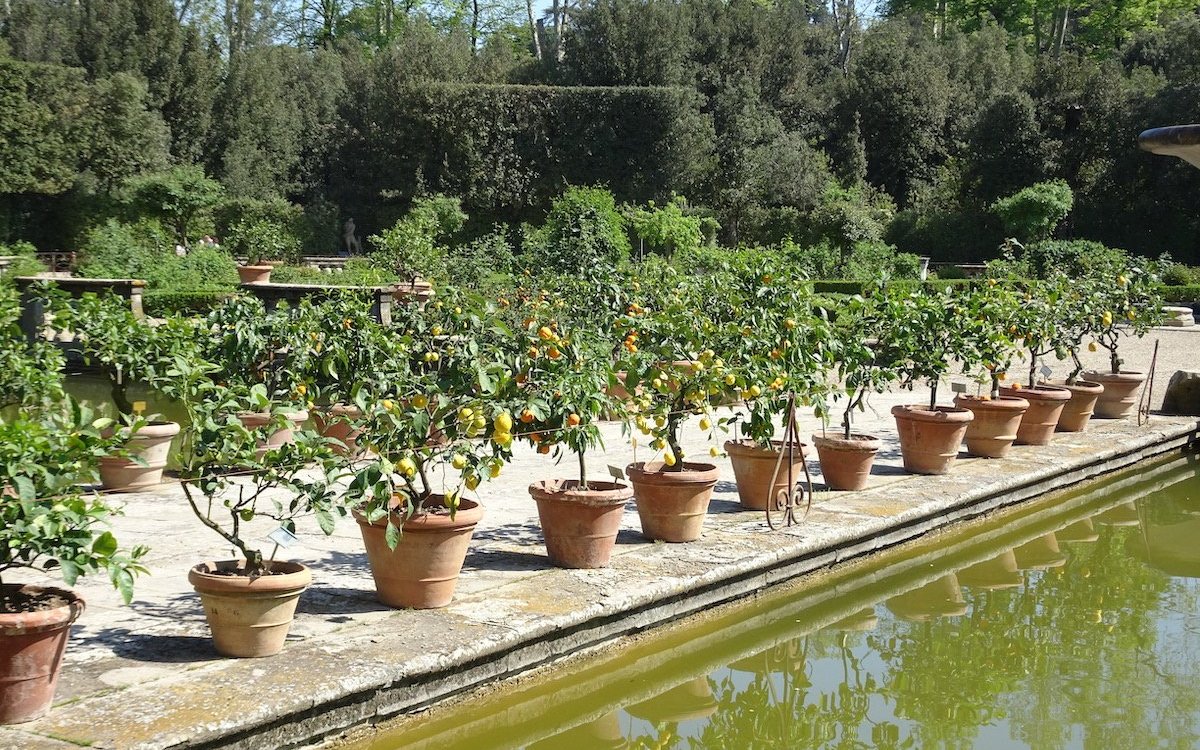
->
[1043,276,1105,431]
[723,265,830,508]
[53,292,195,491]
[882,284,975,475]
[996,277,1072,445]
[158,348,348,657]
[519,311,633,568]
[1080,262,1164,418]
[344,290,513,607]
[1,401,147,723]
[616,275,726,542]
[200,296,317,455]
[952,281,1029,458]
[813,290,897,490]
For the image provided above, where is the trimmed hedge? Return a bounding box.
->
[144,290,237,317]
[1159,285,1200,304]
[331,83,712,235]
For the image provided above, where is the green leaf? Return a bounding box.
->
[314,507,335,535]
[384,520,402,550]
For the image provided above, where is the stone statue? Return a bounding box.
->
[342,218,362,255]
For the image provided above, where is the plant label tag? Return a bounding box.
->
[267,526,299,548]
[608,465,625,481]
[1040,364,1053,379]
[132,400,147,415]
[950,381,968,394]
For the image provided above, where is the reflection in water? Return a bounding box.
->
[1012,533,1066,570]
[1093,500,1140,527]
[1055,517,1099,543]
[884,574,967,621]
[957,549,1021,590]
[340,457,1200,750]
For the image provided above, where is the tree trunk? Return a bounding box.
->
[527,0,542,60]
[471,0,480,53]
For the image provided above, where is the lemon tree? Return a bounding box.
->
[958,280,1024,398]
[616,270,732,470]
[723,263,832,448]
[345,288,525,548]
[820,287,901,439]
[1082,262,1164,374]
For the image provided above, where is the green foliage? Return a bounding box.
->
[991,180,1074,243]
[627,195,704,258]
[0,285,64,410]
[446,228,516,287]
[271,259,398,287]
[0,59,87,195]
[368,194,466,282]
[76,219,237,291]
[523,187,630,276]
[124,166,224,247]
[991,238,1126,280]
[0,401,147,600]
[143,289,235,317]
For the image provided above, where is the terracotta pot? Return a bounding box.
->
[626,462,719,542]
[890,405,973,475]
[1049,380,1104,432]
[392,277,435,309]
[1082,370,1146,419]
[953,395,1028,458]
[1094,501,1140,527]
[236,264,273,284]
[724,439,808,510]
[528,480,632,568]
[236,410,309,458]
[356,494,482,608]
[99,420,180,491]
[187,560,310,658]
[0,584,85,724]
[998,385,1070,446]
[311,404,364,456]
[811,433,881,491]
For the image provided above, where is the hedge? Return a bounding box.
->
[811,279,977,296]
[330,83,712,235]
[1158,285,1200,304]
[144,290,238,317]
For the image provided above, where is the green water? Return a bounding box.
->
[341,453,1200,750]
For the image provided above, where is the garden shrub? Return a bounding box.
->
[991,180,1074,243]
[993,238,1129,280]
[447,227,516,286]
[0,241,45,284]
[369,194,466,282]
[627,195,703,258]
[523,186,630,277]
[1158,284,1200,304]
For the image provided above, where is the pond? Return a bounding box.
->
[336,453,1200,749]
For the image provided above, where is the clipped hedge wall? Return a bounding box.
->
[332,83,712,235]
[144,290,237,317]
[1159,285,1200,304]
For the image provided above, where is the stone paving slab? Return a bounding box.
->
[5,348,1200,750]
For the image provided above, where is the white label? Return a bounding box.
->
[608,465,626,481]
[950,381,968,394]
[267,526,299,548]
[1040,364,1053,379]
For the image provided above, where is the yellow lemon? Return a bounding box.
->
[699,417,711,430]
[412,394,429,409]
[451,454,467,470]
[494,412,514,433]
[465,474,480,490]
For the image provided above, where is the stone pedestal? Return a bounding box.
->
[1162,370,1200,415]
[1162,306,1195,327]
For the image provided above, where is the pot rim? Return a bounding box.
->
[890,404,974,423]
[354,494,484,531]
[1081,369,1146,381]
[723,439,809,457]
[1047,379,1104,393]
[528,479,633,506]
[236,410,310,423]
[187,559,312,593]
[954,394,1030,411]
[999,385,1070,402]
[626,461,720,485]
[811,433,882,452]
[0,584,86,634]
